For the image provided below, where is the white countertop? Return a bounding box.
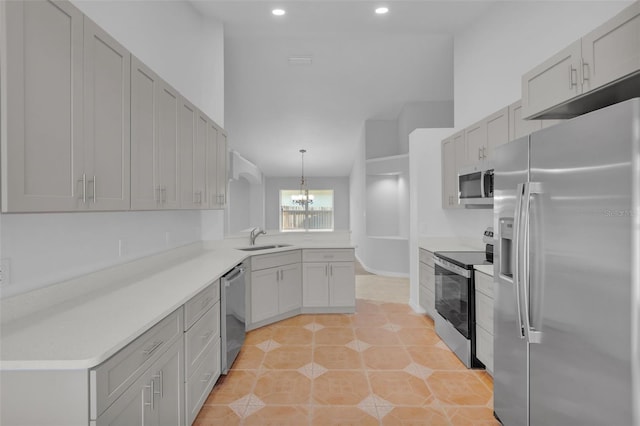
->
[0,239,353,371]
[418,237,493,276]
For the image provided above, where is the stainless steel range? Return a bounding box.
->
[434,238,492,369]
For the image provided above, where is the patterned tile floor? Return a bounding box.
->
[194,298,499,425]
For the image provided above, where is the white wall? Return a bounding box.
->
[366,176,401,237]
[0,1,225,298]
[265,177,350,231]
[228,178,252,234]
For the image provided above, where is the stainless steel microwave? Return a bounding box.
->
[458,164,493,207]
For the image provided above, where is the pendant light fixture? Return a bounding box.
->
[291,149,314,206]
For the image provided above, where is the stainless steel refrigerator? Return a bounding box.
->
[493,98,640,426]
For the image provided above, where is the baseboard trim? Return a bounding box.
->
[354,253,410,278]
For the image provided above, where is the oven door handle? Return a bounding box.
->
[433,256,470,279]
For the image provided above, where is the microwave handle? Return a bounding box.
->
[480,170,486,198]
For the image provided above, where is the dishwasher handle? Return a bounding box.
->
[223,265,246,285]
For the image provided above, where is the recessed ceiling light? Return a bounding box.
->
[375,7,389,15]
[272,9,286,16]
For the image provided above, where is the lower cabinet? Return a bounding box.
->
[474,270,494,374]
[302,249,355,311]
[249,250,302,326]
[95,337,184,426]
[183,293,221,426]
[418,249,436,318]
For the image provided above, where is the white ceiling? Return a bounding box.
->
[189,1,498,177]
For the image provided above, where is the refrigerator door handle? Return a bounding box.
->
[523,182,543,344]
[513,183,526,339]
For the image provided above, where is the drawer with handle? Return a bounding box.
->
[186,338,221,426]
[184,280,220,331]
[251,250,301,271]
[90,307,183,419]
[185,301,220,378]
[302,249,354,263]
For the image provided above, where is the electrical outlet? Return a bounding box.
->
[0,258,12,287]
[165,231,171,246]
[118,239,128,257]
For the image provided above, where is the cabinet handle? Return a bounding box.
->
[142,340,163,357]
[153,370,163,399]
[325,265,328,276]
[145,379,155,411]
[330,265,333,276]
[581,59,589,85]
[201,296,213,309]
[201,372,213,383]
[87,176,96,203]
[155,186,161,203]
[482,147,487,159]
[161,187,167,203]
[78,173,87,204]
[281,270,284,281]
[569,64,577,89]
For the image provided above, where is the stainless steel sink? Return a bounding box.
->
[238,244,291,252]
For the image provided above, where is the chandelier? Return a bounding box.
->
[292,149,314,206]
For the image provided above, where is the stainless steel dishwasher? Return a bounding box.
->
[221,263,247,374]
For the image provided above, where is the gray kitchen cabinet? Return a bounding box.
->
[1,0,130,212]
[509,100,564,141]
[95,338,184,426]
[183,282,220,426]
[250,267,280,323]
[441,132,464,210]
[131,57,180,210]
[463,120,486,166]
[581,1,640,93]
[302,249,355,311]
[83,17,131,211]
[418,249,435,319]
[522,1,640,119]
[179,98,207,209]
[521,40,582,119]
[206,122,228,209]
[249,250,302,326]
[474,270,494,375]
[464,107,509,165]
[2,0,83,212]
[485,106,509,159]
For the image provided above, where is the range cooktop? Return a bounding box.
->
[434,251,492,269]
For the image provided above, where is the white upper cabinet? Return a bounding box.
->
[131,57,180,210]
[179,101,208,209]
[2,0,84,212]
[206,122,228,209]
[1,1,132,212]
[509,100,542,141]
[83,17,131,211]
[463,121,486,166]
[485,106,509,158]
[581,2,640,93]
[521,40,582,119]
[522,2,640,119]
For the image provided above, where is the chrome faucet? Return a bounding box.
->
[249,227,266,246]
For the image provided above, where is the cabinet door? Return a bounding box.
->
[508,100,542,141]
[3,0,84,212]
[131,57,160,210]
[216,130,228,208]
[251,268,279,323]
[581,2,640,93]
[83,17,130,211]
[302,263,329,307]
[179,101,208,210]
[464,121,486,166]
[206,121,219,209]
[278,263,302,314]
[521,40,582,119]
[485,107,509,158]
[441,138,454,209]
[154,341,184,426]
[329,262,355,307]
[157,81,180,209]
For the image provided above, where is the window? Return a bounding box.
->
[280,189,334,231]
